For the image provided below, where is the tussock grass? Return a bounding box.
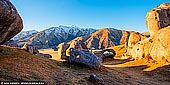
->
[1,46,170,84]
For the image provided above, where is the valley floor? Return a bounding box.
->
[0,47,170,85]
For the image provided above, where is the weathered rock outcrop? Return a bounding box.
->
[58,40,102,69]
[68,48,102,69]
[130,38,152,60]
[66,40,89,57]
[57,42,70,60]
[0,0,23,44]
[149,27,170,62]
[125,3,170,62]
[22,43,39,54]
[124,32,148,59]
[127,32,147,48]
[146,3,170,37]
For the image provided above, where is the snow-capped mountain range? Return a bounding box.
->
[11,25,97,49]
[13,30,38,40]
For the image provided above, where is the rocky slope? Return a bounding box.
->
[0,0,23,44]
[11,25,96,49]
[69,28,148,49]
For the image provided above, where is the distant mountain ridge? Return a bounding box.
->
[69,28,130,49]
[13,30,38,41]
[8,25,149,49]
[69,28,150,49]
[11,25,97,49]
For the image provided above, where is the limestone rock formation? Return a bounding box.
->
[149,27,170,62]
[22,43,39,54]
[57,40,102,69]
[130,38,152,60]
[146,3,170,37]
[127,32,147,48]
[125,3,170,62]
[66,40,89,57]
[0,0,23,44]
[68,48,102,69]
[124,31,148,59]
[57,42,70,60]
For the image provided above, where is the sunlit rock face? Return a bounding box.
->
[145,3,170,62]
[123,3,170,61]
[146,3,170,37]
[0,0,23,44]
[149,27,170,62]
[69,28,139,49]
[124,32,148,59]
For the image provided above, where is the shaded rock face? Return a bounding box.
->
[103,49,116,58]
[0,0,23,44]
[146,3,170,37]
[93,51,105,60]
[22,44,39,54]
[36,53,52,58]
[68,48,102,69]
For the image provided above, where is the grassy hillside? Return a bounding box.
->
[0,46,170,85]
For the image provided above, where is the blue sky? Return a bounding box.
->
[11,0,169,32]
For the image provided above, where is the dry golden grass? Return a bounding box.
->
[1,46,170,84]
[39,49,62,61]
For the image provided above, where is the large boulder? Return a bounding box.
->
[93,51,105,60]
[67,48,102,69]
[58,40,102,69]
[127,32,147,48]
[146,3,170,37]
[22,43,39,54]
[103,49,116,58]
[130,38,152,60]
[149,27,170,62]
[0,0,23,44]
[57,42,70,60]
[66,40,88,56]
[126,32,147,57]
